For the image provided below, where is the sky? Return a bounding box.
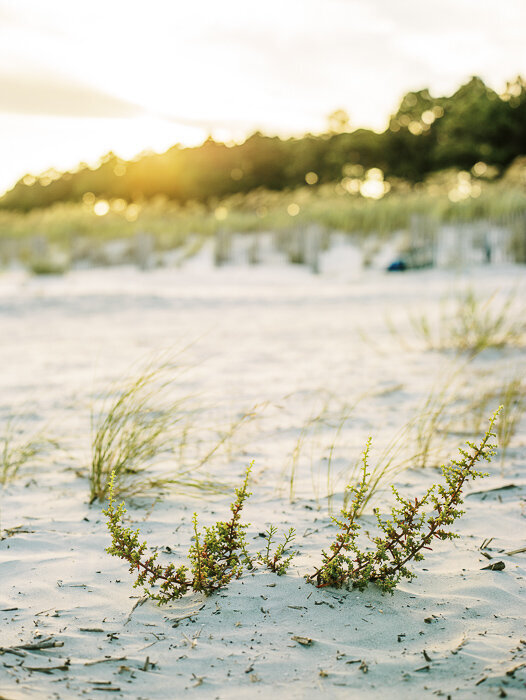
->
[1,0,525,195]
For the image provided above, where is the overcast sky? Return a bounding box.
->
[1,0,525,194]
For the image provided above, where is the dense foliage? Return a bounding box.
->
[2,76,525,212]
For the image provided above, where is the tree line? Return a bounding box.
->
[1,76,525,212]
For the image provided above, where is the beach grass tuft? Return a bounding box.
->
[411,287,525,357]
[1,417,56,487]
[465,372,526,467]
[89,358,226,503]
[90,360,184,503]
[89,357,262,504]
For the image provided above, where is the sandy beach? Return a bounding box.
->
[1,252,525,699]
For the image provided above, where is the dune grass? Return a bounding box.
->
[279,394,427,514]
[90,360,184,503]
[464,372,526,467]
[89,358,263,504]
[281,398,331,503]
[89,358,228,503]
[28,258,70,276]
[409,373,462,469]
[278,371,489,514]
[278,395,367,507]
[324,403,356,511]
[496,377,526,466]
[1,165,526,272]
[411,287,525,357]
[1,417,56,487]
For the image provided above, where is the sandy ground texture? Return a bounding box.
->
[1,251,525,699]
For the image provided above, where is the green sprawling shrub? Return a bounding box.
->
[306,410,499,592]
[104,411,499,601]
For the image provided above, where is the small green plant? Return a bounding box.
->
[306,410,499,593]
[342,422,416,515]
[189,466,253,592]
[104,464,253,603]
[104,411,500,600]
[257,525,297,575]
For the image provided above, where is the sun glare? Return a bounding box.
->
[111,198,127,212]
[287,203,300,216]
[359,168,390,199]
[125,203,140,221]
[94,200,110,216]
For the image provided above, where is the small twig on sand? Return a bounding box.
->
[84,656,127,667]
[18,640,64,650]
[466,484,517,499]
[124,596,148,625]
[182,627,202,648]
[166,606,205,627]
[505,546,526,556]
[0,637,63,655]
[506,662,526,677]
[23,663,69,673]
[451,635,467,655]
[0,647,26,658]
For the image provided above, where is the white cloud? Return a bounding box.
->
[0,68,142,118]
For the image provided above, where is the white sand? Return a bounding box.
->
[1,255,525,698]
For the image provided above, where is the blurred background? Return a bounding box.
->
[1,0,526,273]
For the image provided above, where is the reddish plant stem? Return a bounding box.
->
[357,442,485,582]
[113,532,189,589]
